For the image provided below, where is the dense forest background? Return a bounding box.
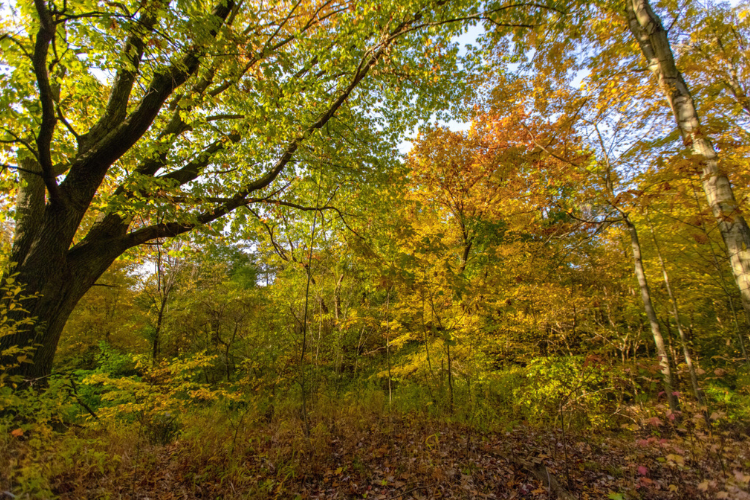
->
[1,0,750,498]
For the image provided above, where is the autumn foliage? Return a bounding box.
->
[2,0,750,499]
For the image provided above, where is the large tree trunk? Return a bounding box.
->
[2,231,127,381]
[625,216,678,412]
[625,0,750,321]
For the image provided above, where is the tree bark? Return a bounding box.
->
[625,0,750,321]
[10,156,45,269]
[646,214,704,404]
[624,216,678,412]
[1,239,129,381]
[690,183,750,361]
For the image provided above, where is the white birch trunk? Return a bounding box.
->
[626,0,750,321]
[625,216,678,411]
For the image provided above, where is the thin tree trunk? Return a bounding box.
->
[316,297,322,367]
[661,316,679,379]
[625,216,678,411]
[299,196,320,438]
[385,288,392,407]
[152,246,164,363]
[626,0,750,321]
[226,322,238,381]
[334,273,344,324]
[354,326,365,374]
[153,297,167,362]
[646,213,704,404]
[446,337,454,414]
[420,285,437,397]
[728,300,748,360]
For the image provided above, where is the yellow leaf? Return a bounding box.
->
[666,454,684,466]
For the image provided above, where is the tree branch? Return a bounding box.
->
[60,0,235,210]
[31,0,61,202]
[78,3,161,152]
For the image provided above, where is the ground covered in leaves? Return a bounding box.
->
[15,409,749,500]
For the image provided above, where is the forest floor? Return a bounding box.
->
[41,410,750,500]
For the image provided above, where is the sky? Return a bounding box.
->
[397,0,748,155]
[2,0,745,156]
[397,24,484,155]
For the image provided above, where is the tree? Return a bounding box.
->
[553,109,681,411]
[0,0,554,379]
[645,212,704,403]
[141,241,185,363]
[624,0,750,323]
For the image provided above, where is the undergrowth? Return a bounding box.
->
[2,349,749,499]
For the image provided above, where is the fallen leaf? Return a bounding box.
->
[666,454,685,466]
[647,417,662,427]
